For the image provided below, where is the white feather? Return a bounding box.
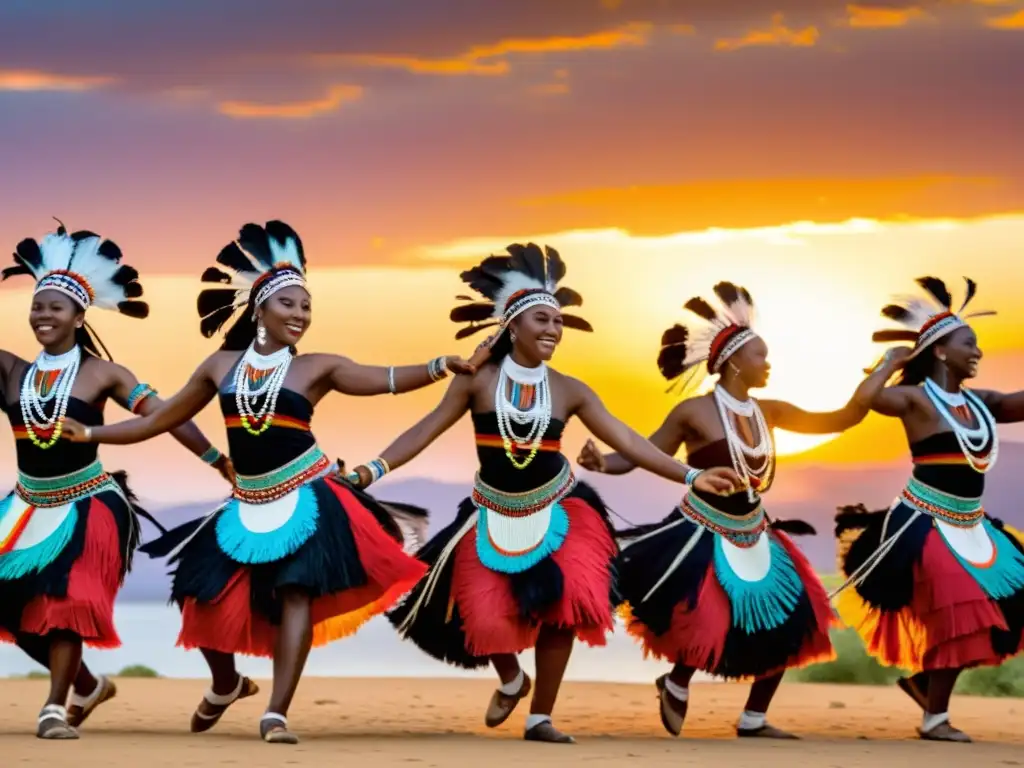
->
[35,232,135,311]
[491,272,547,319]
[36,232,75,278]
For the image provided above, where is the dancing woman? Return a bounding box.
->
[347,244,740,744]
[0,222,230,739]
[834,277,1024,743]
[577,282,907,739]
[64,220,472,744]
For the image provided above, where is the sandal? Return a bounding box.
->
[37,704,79,740]
[737,723,799,739]
[485,673,532,728]
[918,721,972,743]
[191,675,260,733]
[67,675,117,728]
[524,720,575,744]
[260,712,299,744]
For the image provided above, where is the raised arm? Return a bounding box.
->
[320,353,474,397]
[63,356,219,446]
[345,372,474,487]
[760,347,910,434]
[975,390,1024,424]
[579,401,690,476]
[569,378,739,495]
[106,363,232,480]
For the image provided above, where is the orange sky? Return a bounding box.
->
[2,0,1023,504]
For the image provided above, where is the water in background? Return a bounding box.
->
[0,601,715,684]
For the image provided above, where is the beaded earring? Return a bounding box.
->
[257,322,267,346]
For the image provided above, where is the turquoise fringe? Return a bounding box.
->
[476,502,570,574]
[0,495,80,581]
[713,533,803,634]
[944,519,1024,600]
[215,484,319,565]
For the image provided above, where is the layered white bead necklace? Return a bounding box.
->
[495,356,552,470]
[923,378,998,473]
[20,346,82,450]
[233,342,293,436]
[713,385,774,500]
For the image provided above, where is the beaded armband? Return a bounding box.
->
[349,457,390,486]
[127,383,158,414]
[684,467,703,486]
[427,356,448,382]
[200,446,223,465]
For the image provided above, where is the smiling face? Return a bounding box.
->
[725,335,771,389]
[934,325,982,381]
[255,284,312,348]
[510,305,564,362]
[29,289,84,350]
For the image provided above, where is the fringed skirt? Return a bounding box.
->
[387,481,618,669]
[0,465,140,648]
[140,474,427,658]
[617,499,835,680]
[836,489,1024,672]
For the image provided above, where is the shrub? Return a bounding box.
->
[116,664,160,678]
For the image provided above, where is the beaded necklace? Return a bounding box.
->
[233,343,293,436]
[713,385,774,501]
[495,356,551,470]
[20,346,81,450]
[923,378,997,473]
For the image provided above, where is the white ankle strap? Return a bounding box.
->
[261,712,287,726]
[68,675,107,708]
[204,675,245,707]
[38,704,68,724]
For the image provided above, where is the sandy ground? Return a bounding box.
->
[3,678,1023,767]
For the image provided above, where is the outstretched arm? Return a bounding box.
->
[570,378,739,494]
[64,356,219,445]
[106,364,232,479]
[0,349,21,397]
[346,373,473,487]
[760,348,910,434]
[581,401,691,476]
[976,390,1024,424]
[321,353,474,397]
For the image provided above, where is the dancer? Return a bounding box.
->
[577,281,908,738]
[348,244,741,744]
[833,276,1024,743]
[0,221,230,739]
[63,220,472,744]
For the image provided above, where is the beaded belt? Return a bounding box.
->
[901,477,983,528]
[16,461,117,508]
[472,460,576,518]
[681,491,766,548]
[233,446,332,504]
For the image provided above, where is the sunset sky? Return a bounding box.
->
[2,0,1024,504]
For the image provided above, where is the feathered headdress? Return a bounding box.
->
[2,219,148,358]
[449,242,592,340]
[657,282,757,392]
[196,220,306,340]
[871,276,994,357]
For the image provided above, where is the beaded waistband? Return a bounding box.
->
[233,446,331,503]
[16,461,116,508]
[472,460,576,518]
[681,491,766,548]
[901,477,983,527]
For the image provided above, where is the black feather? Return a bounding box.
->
[657,344,688,381]
[459,255,512,299]
[713,281,741,307]
[70,229,101,243]
[201,267,233,284]
[881,304,912,322]
[14,238,43,272]
[96,239,123,263]
[455,321,498,340]
[507,243,547,285]
[872,329,918,343]
[111,265,139,287]
[455,294,475,301]
[197,286,241,338]
[959,277,977,314]
[123,283,143,299]
[544,245,567,285]
[916,276,952,309]
[236,223,274,270]
[263,221,305,269]
[450,302,495,323]
[833,503,885,536]
[553,286,583,308]
[660,324,689,347]
[215,241,260,277]
[1,265,32,281]
[117,300,149,319]
[561,314,592,332]
[684,297,718,321]
[769,518,816,536]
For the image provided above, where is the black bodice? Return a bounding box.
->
[472,411,568,493]
[685,438,762,516]
[219,387,318,476]
[910,431,986,498]
[3,395,103,479]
